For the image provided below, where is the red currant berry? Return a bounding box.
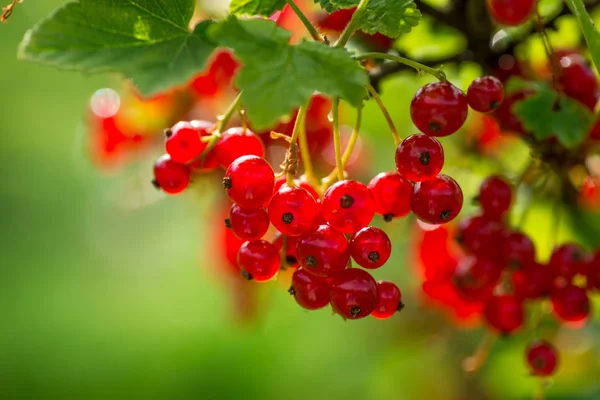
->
[296,225,350,277]
[526,340,558,377]
[454,256,503,301]
[322,180,375,234]
[558,53,600,110]
[368,172,412,221]
[513,262,553,300]
[549,243,590,281]
[268,186,320,236]
[371,281,403,319]
[224,155,275,209]
[478,175,513,219]
[289,267,330,310]
[410,81,468,137]
[456,214,507,259]
[152,154,191,195]
[587,251,600,290]
[467,76,505,112]
[484,295,524,334]
[349,227,392,269]
[215,127,265,169]
[329,268,378,319]
[503,231,536,268]
[410,174,463,224]
[487,0,536,26]
[227,204,270,241]
[551,284,591,323]
[237,240,280,282]
[395,134,445,182]
[165,121,209,164]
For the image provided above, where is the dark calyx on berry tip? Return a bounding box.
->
[490,100,500,110]
[305,255,317,268]
[288,286,296,296]
[383,213,395,222]
[428,122,441,133]
[224,218,232,229]
[340,194,354,209]
[282,212,294,225]
[222,176,232,189]
[151,179,161,190]
[420,151,431,165]
[241,270,253,281]
[368,251,380,262]
[350,306,361,317]
[163,128,173,138]
[286,255,298,266]
[397,302,405,312]
[440,210,452,221]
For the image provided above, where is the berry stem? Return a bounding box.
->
[357,53,447,82]
[298,103,321,192]
[284,0,324,42]
[462,332,497,375]
[285,101,309,186]
[217,91,243,134]
[332,98,344,182]
[366,83,401,146]
[334,0,370,48]
[535,9,561,92]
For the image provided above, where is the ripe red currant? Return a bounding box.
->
[503,230,536,268]
[237,240,280,282]
[329,268,378,320]
[368,172,412,221]
[454,256,503,301]
[224,155,275,209]
[268,186,320,236]
[484,295,524,334]
[227,204,270,241]
[478,175,513,219]
[152,154,191,195]
[410,174,463,224]
[558,53,600,110]
[410,81,468,137]
[587,251,600,290]
[165,121,209,164]
[512,262,553,300]
[371,281,403,319]
[526,340,558,377]
[349,227,391,269]
[395,134,445,182]
[551,284,591,323]
[549,243,590,281]
[296,224,350,277]
[322,180,375,233]
[289,267,330,310]
[215,127,265,169]
[487,0,536,26]
[467,76,505,112]
[456,214,507,259]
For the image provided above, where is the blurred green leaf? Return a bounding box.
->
[565,0,600,75]
[18,0,216,97]
[229,0,286,16]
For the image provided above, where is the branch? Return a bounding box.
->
[1,0,22,23]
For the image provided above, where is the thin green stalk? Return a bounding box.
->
[286,103,309,186]
[298,103,321,192]
[217,92,243,133]
[334,0,370,47]
[366,83,400,146]
[357,52,447,81]
[284,0,323,42]
[332,98,344,181]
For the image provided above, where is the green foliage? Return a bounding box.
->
[565,0,600,76]
[18,0,216,97]
[229,0,286,17]
[209,17,368,129]
[513,82,594,148]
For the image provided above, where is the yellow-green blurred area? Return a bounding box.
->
[2,0,600,399]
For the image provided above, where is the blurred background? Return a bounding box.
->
[1,0,600,399]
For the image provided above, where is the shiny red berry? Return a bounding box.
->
[456,214,507,259]
[268,186,320,236]
[349,227,391,269]
[215,127,265,169]
[503,231,536,268]
[558,53,599,110]
[549,243,590,281]
[289,267,330,310]
[526,340,558,377]
[371,281,403,319]
[224,155,275,209]
[587,251,600,290]
[487,0,536,26]
[395,134,445,182]
[165,121,209,164]
[513,262,553,300]
[322,180,375,233]
[484,295,524,334]
[296,224,350,277]
[368,172,412,221]
[478,175,513,219]
[551,284,590,323]
[152,154,191,195]
[454,256,503,301]
[227,204,270,241]
[467,76,505,112]
[410,174,463,224]
[329,268,378,319]
[237,240,280,282]
[410,81,468,137]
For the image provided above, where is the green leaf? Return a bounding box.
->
[316,0,336,12]
[209,17,368,129]
[18,0,216,97]
[513,82,593,148]
[229,0,286,16]
[565,0,600,76]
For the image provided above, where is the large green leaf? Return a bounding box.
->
[229,0,286,16]
[565,0,600,76]
[209,17,368,129]
[18,0,216,96]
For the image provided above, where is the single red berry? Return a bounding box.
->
[371,281,403,319]
[587,250,600,290]
[215,127,265,169]
[551,284,591,323]
[410,81,468,137]
[224,155,275,209]
[549,243,590,281]
[289,267,330,310]
[349,227,392,269]
[322,180,375,233]
[237,240,280,282]
[456,214,507,259]
[368,172,412,221]
[454,256,503,301]
[487,0,536,26]
[503,230,536,268]
[467,76,505,112]
[410,174,463,224]
[268,186,320,236]
[296,225,350,277]
[526,340,559,377]
[270,176,320,205]
[227,204,270,241]
[165,121,209,164]
[152,154,191,195]
[558,53,600,110]
[395,134,445,182]
[478,175,513,219]
[513,262,553,300]
[484,295,524,334]
[329,268,378,319]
